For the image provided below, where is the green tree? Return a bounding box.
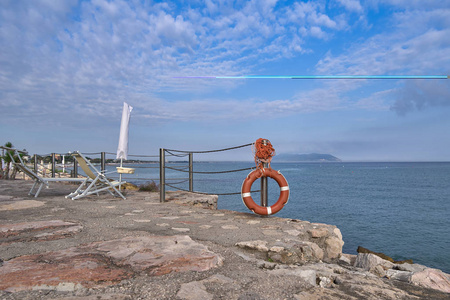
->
[1,142,14,180]
[1,142,24,180]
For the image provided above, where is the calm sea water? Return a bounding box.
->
[113,161,450,273]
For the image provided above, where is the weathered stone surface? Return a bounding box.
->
[166,191,218,209]
[340,253,357,266]
[52,294,132,300]
[221,225,239,230]
[0,235,222,292]
[324,236,344,259]
[357,245,408,263]
[236,240,269,252]
[0,220,82,244]
[308,228,328,238]
[2,181,448,299]
[269,268,317,286]
[410,268,450,293]
[354,253,395,272]
[385,269,412,282]
[237,239,328,265]
[0,200,45,211]
[395,263,427,273]
[203,274,234,284]
[177,281,212,300]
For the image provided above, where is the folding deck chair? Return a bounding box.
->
[65,151,126,200]
[5,148,86,198]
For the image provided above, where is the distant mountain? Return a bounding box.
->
[275,153,342,162]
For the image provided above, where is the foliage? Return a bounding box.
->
[1,142,21,180]
[138,181,160,192]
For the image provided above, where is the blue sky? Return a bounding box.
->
[1,0,449,161]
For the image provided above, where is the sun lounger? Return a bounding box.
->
[65,151,126,200]
[4,148,86,198]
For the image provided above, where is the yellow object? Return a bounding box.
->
[116,167,135,174]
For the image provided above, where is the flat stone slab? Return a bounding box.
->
[0,220,82,244]
[0,235,223,292]
[0,200,45,211]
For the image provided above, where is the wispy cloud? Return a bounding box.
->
[0,0,354,126]
[315,7,450,115]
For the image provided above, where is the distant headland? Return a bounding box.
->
[275,153,342,162]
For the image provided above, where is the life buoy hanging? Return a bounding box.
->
[241,168,289,215]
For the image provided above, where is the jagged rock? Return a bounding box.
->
[324,236,344,259]
[395,263,427,273]
[257,261,277,270]
[385,269,412,282]
[308,228,328,238]
[318,276,332,288]
[341,253,357,265]
[0,235,222,292]
[357,246,412,264]
[410,268,450,293]
[354,253,394,272]
[166,191,218,209]
[236,240,269,252]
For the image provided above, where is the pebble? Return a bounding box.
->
[246,220,261,225]
[199,225,212,229]
[172,227,190,232]
[221,225,239,230]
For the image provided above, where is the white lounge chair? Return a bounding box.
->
[65,151,126,200]
[5,148,86,198]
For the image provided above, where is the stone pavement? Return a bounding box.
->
[0,179,449,299]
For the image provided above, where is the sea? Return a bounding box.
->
[108,161,450,273]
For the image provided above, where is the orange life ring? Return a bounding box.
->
[241,168,289,215]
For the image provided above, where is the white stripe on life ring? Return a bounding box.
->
[242,192,251,198]
[280,186,289,191]
[266,206,272,215]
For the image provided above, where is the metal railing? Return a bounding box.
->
[2,143,269,209]
[159,143,263,203]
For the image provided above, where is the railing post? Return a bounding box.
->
[260,140,268,207]
[73,158,78,178]
[101,152,106,173]
[160,148,165,203]
[33,154,38,173]
[189,152,193,192]
[51,153,56,178]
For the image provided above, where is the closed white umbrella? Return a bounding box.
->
[116,102,133,189]
[117,102,133,160]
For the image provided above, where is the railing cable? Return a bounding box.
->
[165,143,252,154]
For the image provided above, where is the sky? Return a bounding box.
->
[1,0,449,161]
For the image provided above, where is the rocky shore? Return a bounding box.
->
[0,179,449,299]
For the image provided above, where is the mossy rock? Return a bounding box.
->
[357,246,394,262]
[121,182,139,191]
[357,246,413,264]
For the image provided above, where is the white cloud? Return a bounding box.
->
[2,0,446,130]
[337,0,363,13]
[315,8,450,114]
